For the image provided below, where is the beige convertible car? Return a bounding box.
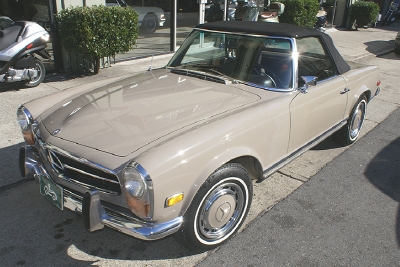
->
[17,21,381,252]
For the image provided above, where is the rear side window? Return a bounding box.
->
[296,37,338,83]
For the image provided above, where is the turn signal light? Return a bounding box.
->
[26,43,33,49]
[166,193,184,207]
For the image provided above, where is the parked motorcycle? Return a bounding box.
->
[0,16,50,88]
[381,0,400,26]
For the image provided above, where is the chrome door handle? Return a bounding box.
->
[340,88,350,94]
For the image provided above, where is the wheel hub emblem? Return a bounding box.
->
[216,202,231,222]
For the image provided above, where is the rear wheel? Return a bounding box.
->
[25,58,45,88]
[142,14,158,33]
[334,95,367,145]
[174,163,253,252]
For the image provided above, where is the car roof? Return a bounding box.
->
[196,21,324,38]
[195,21,351,75]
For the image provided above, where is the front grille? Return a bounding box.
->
[43,145,121,194]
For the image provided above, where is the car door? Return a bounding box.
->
[288,37,348,154]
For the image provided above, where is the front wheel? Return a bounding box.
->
[334,95,367,146]
[25,58,45,88]
[174,163,253,252]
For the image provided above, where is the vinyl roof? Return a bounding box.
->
[195,21,325,38]
[195,21,351,74]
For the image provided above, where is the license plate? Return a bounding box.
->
[39,174,63,210]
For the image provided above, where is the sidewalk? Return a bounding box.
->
[326,23,400,62]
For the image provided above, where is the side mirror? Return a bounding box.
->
[299,76,318,94]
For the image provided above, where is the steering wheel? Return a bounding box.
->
[253,67,280,88]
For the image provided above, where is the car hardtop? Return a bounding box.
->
[195,21,351,75]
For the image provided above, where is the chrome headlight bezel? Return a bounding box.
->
[17,106,36,145]
[122,161,154,219]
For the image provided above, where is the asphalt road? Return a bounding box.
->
[196,96,400,267]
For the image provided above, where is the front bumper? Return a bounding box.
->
[19,145,183,241]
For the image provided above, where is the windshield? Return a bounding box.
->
[167,29,294,90]
[0,16,14,30]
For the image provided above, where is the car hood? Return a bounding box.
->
[40,69,260,156]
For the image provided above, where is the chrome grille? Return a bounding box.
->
[41,143,121,194]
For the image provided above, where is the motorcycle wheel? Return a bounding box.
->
[26,58,45,88]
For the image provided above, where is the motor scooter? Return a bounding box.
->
[0,16,50,88]
[381,0,400,26]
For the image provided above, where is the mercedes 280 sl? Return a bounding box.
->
[17,21,381,252]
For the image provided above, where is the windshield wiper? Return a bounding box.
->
[170,64,239,85]
[170,66,237,85]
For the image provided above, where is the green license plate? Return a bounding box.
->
[39,174,64,210]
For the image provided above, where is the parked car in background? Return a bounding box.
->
[18,21,380,252]
[0,16,13,29]
[106,0,165,33]
[395,32,400,54]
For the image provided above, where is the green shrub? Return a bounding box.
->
[349,1,379,29]
[56,5,138,73]
[276,0,320,28]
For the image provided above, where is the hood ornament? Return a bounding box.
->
[52,129,61,135]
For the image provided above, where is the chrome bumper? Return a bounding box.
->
[19,145,183,241]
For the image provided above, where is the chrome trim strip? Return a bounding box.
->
[36,140,121,194]
[126,161,154,219]
[131,161,151,182]
[64,164,120,184]
[261,118,348,180]
[41,141,118,176]
[57,174,119,195]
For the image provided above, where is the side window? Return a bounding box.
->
[296,37,337,84]
[127,0,143,6]
[106,0,117,4]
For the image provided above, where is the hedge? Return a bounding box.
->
[276,0,320,28]
[56,5,139,73]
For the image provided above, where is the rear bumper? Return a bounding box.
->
[19,145,183,241]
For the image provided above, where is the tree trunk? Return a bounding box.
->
[93,57,101,74]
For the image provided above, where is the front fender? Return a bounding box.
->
[134,98,291,223]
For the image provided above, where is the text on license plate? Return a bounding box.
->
[39,174,64,210]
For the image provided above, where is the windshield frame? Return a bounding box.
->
[167,28,297,92]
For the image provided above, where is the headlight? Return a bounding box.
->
[17,106,36,145]
[122,162,153,219]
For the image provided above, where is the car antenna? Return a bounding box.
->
[148,52,154,71]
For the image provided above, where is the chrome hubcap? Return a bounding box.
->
[197,181,245,241]
[349,100,366,140]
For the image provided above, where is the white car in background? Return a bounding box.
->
[106,0,165,33]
